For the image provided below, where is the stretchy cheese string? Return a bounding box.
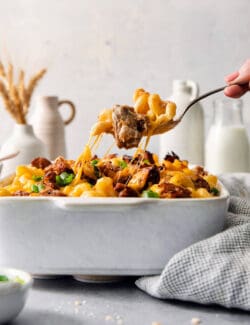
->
[73,135,103,182]
[143,133,152,152]
[71,164,84,186]
[104,141,116,157]
[73,144,93,184]
[94,134,104,152]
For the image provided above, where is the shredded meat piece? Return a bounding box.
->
[98,161,120,179]
[122,155,133,163]
[118,187,138,197]
[146,165,160,184]
[112,105,148,149]
[31,157,51,169]
[44,156,73,175]
[113,165,132,184]
[142,151,155,164]
[164,151,180,163]
[43,171,58,189]
[193,165,208,176]
[114,183,125,192]
[12,190,30,196]
[159,182,191,198]
[193,177,210,191]
[133,150,155,164]
[114,183,138,197]
[114,174,130,185]
[128,166,160,191]
[39,189,66,196]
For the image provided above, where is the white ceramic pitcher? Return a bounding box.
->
[31,96,76,160]
[159,80,204,165]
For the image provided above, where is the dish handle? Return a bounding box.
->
[52,197,158,211]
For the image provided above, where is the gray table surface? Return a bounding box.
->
[12,277,250,325]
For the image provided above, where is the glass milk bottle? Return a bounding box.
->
[205,99,250,174]
[160,80,204,165]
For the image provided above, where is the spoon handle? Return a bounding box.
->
[0,151,19,162]
[180,86,226,118]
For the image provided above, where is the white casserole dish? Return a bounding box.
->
[0,182,229,276]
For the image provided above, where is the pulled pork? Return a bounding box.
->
[31,157,51,169]
[112,105,148,149]
[159,182,191,198]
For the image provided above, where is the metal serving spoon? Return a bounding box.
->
[0,151,19,162]
[153,84,243,134]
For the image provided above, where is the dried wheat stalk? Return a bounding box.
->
[0,81,16,119]
[0,62,5,77]
[24,68,46,115]
[0,61,46,124]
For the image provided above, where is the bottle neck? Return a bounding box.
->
[212,99,244,126]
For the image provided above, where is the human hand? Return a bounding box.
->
[224,59,250,98]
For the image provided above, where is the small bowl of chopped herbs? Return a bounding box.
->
[0,268,33,323]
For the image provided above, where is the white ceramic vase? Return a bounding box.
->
[0,124,47,177]
[30,96,76,160]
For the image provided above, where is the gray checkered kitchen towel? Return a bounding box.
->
[136,173,250,311]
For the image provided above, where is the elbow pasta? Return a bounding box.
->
[0,149,220,199]
[90,88,177,143]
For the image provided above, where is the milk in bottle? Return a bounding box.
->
[205,99,250,173]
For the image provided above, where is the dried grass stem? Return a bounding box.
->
[0,62,46,124]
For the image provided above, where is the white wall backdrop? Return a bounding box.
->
[0,0,250,158]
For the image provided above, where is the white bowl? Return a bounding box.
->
[0,268,33,323]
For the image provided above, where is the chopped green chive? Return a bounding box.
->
[93,166,100,178]
[91,159,99,166]
[31,184,39,193]
[143,159,150,165]
[211,187,220,196]
[90,160,100,178]
[142,190,159,198]
[119,160,127,169]
[31,184,45,193]
[32,175,43,182]
[0,275,9,282]
[55,172,75,186]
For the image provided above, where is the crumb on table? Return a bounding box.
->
[191,317,201,325]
